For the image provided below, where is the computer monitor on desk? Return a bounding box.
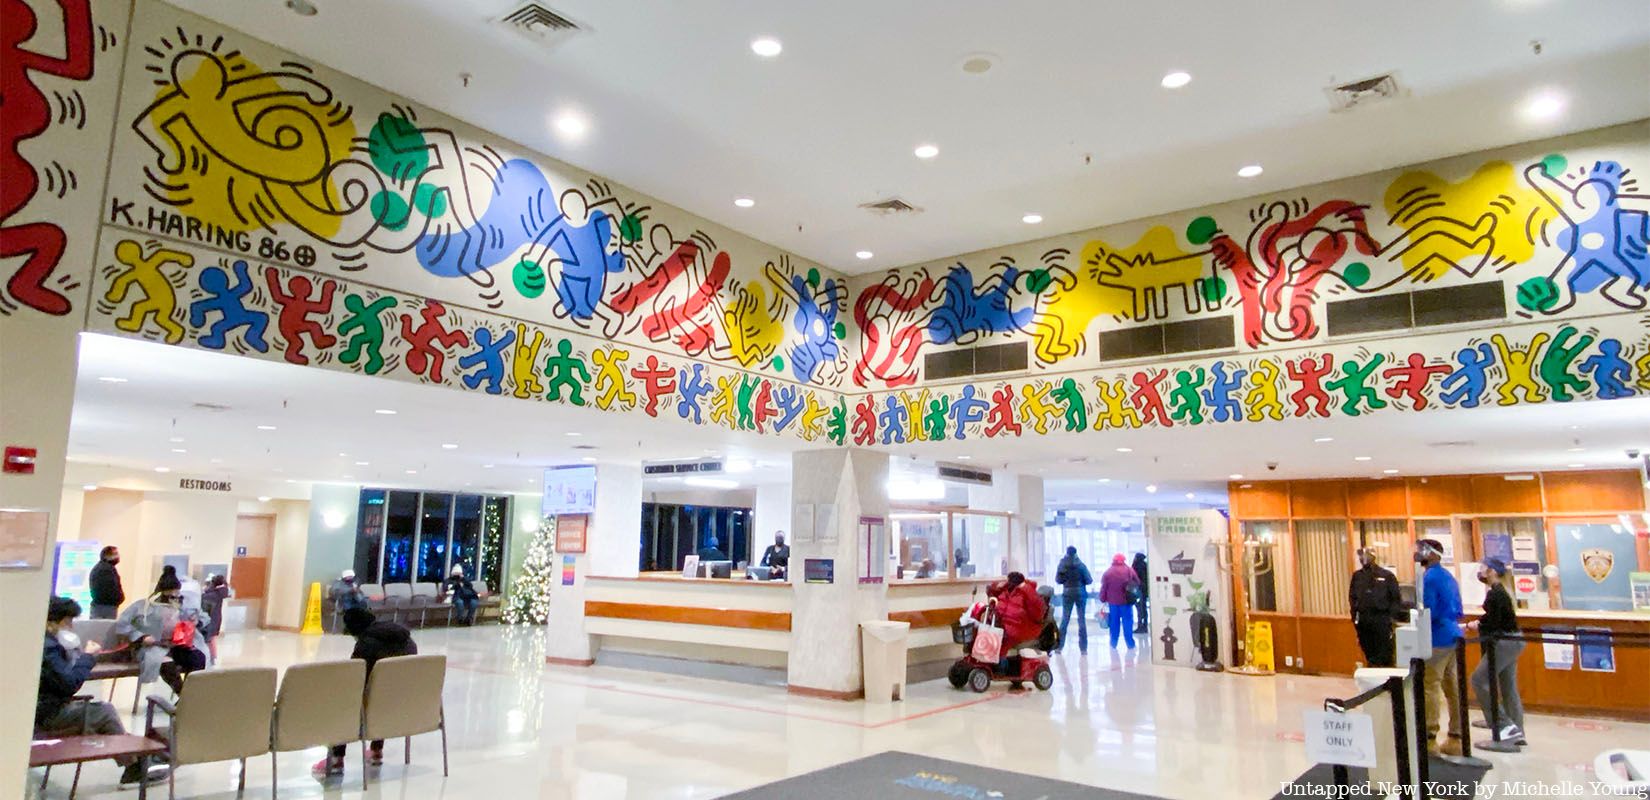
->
[697,560,733,579]
[746,566,772,581]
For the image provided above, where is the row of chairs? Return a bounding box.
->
[336,583,502,630]
[143,655,447,799]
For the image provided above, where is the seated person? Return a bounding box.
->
[315,608,418,776]
[984,572,1049,652]
[914,558,937,579]
[760,532,790,579]
[330,569,369,612]
[696,537,728,563]
[115,570,205,694]
[39,596,168,786]
[444,565,480,625]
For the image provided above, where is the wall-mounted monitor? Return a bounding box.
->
[542,466,597,517]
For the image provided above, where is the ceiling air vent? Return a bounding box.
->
[859,197,923,216]
[190,402,231,412]
[1428,440,1476,449]
[1325,72,1405,112]
[937,464,993,486]
[496,3,586,47]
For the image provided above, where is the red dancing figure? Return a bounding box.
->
[1382,353,1452,411]
[1286,354,1336,417]
[1,0,94,315]
[984,385,1022,437]
[1129,369,1173,428]
[751,380,777,433]
[264,267,337,365]
[851,395,877,445]
[399,299,469,383]
[629,355,677,417]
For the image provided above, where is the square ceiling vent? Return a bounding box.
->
[1324,73,1406,112]
[496,3,587,49]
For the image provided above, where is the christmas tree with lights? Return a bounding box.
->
[503,516,555,625]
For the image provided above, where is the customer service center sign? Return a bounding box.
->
[1146,510,1232,669]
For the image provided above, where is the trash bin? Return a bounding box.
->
[861,620,911,703]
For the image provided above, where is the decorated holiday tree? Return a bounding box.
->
[503,516,555,625]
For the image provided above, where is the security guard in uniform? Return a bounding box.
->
[1348,547,1402,667]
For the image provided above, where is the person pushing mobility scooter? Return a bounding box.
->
[948,572,1059,692]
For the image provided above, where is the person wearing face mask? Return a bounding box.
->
[40,596,169,786]
[113,570,202,693]
[444,564,480,625]
[1417,538,1465,757]
[1348,548,1402,667]
[88,546,125,619]
[1466,558,1526,746]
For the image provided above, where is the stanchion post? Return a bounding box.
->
[1411,656,1430,800]
[1388,676,1411,791]
[1485,633,1501,742]
[1454,639,1472,759]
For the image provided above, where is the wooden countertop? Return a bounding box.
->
[590,572,793,587]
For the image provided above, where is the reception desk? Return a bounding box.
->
[584,574,794,668]
[887,578,996,665]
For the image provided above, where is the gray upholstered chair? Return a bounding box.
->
[146,666,277,800]
[361,654,448,787]
[411,582,448,627]
[271,660,366,795]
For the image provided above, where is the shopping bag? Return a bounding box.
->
[171,617,197,647]
[971,622,1003,662]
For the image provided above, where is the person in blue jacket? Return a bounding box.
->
[1054,547,1093,653]
[1418,538,1465,756]
[39,596,167,786]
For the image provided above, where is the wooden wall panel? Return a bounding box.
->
[1230,482,1290,518]
[1248,613,1299,672]
[1542,470,1647,513]
[1295,617,1361,676]
[1470,474,1544,514]
[583,601,792,631]
[1290,480,1348,518]
[1348,479,1409,518]
[1460,616,1650,722]
[1407,476,1472,517]
[889,607,969,629]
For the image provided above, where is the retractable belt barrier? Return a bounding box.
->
[1459,628,1650,750]
[1322,658,1426,799]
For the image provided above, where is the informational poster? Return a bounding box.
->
[857,517,885,585]
[1577,628,1614,672]
[541,466,597,516]
[554,513,589,554]
[561,555,577,586]
[1553,524,1635,611]
[1481,534,1513,566]
[0,509,50,570]
[804,558,834,585]
[1632,572,1650,613]
[1146,510,1231,669]
[1459,563,1487,607]
[1511,535,1541,562]
[680,555,700,578]
[815,504,838,544]
[52,541,103,609]
[1542,629,1575,670]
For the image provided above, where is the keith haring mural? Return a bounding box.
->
[850,124,1649,389]
[97,3,847,386]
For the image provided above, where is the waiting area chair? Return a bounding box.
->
[362,654,448,787]
[272,660,366,795]
[146,666,278,800]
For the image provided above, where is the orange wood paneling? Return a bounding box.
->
[1229,482,1290,518]
[229,557,268,600]
[1295,617,1362,676]
[1459,615,1650,722]
[1248,612,1300,671]
[1541,470,1647,514]
[1290,480,1348,518]
[1348,479,1409,518]
[1407,476,1472,516]
[583,601,791,631]
[1470,474,1544,514]
[889,608,969,629]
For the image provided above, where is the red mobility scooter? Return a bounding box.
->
[947,581,1058,692]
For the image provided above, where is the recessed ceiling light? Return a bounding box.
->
[1021,213,1043,225]
[405,469,418,475]
[960,53,997,75]
[441,443,458,450]
[565,431,581,437]
[170,448,187,454]
[733,197,755,208]
[1229,473,1244,480]
[1116,447,1132,453]
[284,0,317,16]
[482,464,495,469]
[337,452,347,457]
[581,457,597,463]
[1314,437,1334,443]
[1096,478,1110,483]
[209,458,222,464]
[750,37,782,57]
[82,484,97,491]
[342,475,353,480]
[1185,493,1195,500]
[552,110,588,140]
[1160,70,1192,89]
[1383,469,1400,475]
[1567,446,1584,452]
[957,455,972,460]
[354,461,369,466]
[97,376,128,383]
[169,437,185,443]
[855,250,874,260]
[913,143,939,159]
[1145,484,1158,493]
[256,425,276,431]
[1237,164,1264,178]
[258,495,272,502]
[374,409,396,415]
[1521,90,1565,122]
[154,467,170,473]
[1354,456,1372,462]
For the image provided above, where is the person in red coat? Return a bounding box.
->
[985,572,1047,650]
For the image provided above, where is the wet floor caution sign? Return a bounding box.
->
[300,581,324,634]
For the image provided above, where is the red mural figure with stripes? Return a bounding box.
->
[609,238,731,356]
[1,0,94,315]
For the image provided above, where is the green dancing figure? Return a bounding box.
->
[543,339,592,405]
[1326,354,1388,416]
[338,294,396,375]
[1539,325,1594,402]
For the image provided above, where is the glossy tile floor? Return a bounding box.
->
[38,624,1643,799]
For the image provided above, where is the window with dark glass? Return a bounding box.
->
[359,489,509,588]
[450,494,483,580]
[383,491,419,583]
[639,503,753,571]
[355,489,387,583]
[416,493,453,583]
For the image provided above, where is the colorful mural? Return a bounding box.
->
[94,3,848,388]
[848,126,1650,390]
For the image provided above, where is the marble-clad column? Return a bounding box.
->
[545,463,641,664]
[785,448,889,697]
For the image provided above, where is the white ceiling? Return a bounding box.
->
[70,334,1650,506]
[162,0,1650,274]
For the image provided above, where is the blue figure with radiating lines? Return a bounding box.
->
[191,260,268,352]
[677,364,712,423]
[879,395,909,444]
[1203,362,1247,423]
[458,326,515,395]
[927,264,1034,345]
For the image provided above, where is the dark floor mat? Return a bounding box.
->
[1276,756,1492,800]
[721,750,1166,799]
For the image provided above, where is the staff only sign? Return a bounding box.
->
[1301,710,1377,768]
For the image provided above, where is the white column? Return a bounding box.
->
[785,448,889,697]
[753,480,792,546]
[545,463,641,664]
